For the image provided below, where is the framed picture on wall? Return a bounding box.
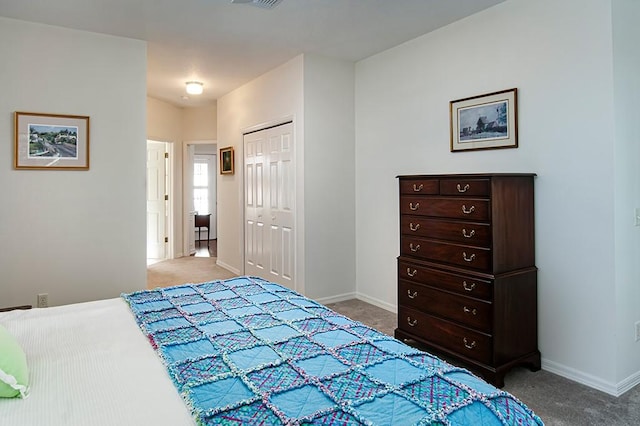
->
[450,88,518,152]
[220,146,234,174]
[14,111,90,170]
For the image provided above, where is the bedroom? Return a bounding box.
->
[0,0,639,423]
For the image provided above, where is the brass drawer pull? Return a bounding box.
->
[409,202,420,211]
[463,306,477,316]
[462,229,475,238]
[407,317,418,327]
[457,183,470,193]
[406,268,417,277]
[413,184,423,192]
[463,338,476,349]
[462,252,476,262]
[407,290,418,299]
[462,281,476,292]
[409,222,421,232]
[461,205,475,214]
[409,243,421,252]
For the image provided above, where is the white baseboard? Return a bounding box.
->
[355,292,397,314]
[616,369,640,396]
[215,259,241,275]
[314,292,357,305]
[542,358,621,396]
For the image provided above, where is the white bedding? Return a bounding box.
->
[0,298,194,426]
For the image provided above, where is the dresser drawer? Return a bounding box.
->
[399,306,492,364]
[400,215,491,246]
[400,196,490,220]
[399,179,439,195]
[440,179,490,196]
[401,237,491,271]
[399,280,492,332]
[398,260,492,300]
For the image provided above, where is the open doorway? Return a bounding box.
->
[183,140,218,258]
[146,140,173,265]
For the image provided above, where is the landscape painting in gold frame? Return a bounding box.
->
[450,88,517,152]
[15,111,90,170]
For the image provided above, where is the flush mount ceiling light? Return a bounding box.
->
[185,81,204,95]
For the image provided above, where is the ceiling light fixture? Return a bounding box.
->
[185,81,204,95]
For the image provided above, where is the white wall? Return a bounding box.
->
[217,54,357,300]
[0,18,147,307]
[355,0,634,394]
[217,56,305,282]
[612,0,640,387]
[303,55,356,302]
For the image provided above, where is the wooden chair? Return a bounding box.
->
[194,214,211,247]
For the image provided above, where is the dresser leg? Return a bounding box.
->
[525,351,542,372]
[482,371,505,389]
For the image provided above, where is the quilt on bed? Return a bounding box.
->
[122,276,542,426]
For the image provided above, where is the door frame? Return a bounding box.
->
[183,140,217,257]
[146,140,174,261]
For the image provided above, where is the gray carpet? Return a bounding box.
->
[326,299,640,426]
[145,258,640,425]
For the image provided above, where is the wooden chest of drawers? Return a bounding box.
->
[395,174,540,387]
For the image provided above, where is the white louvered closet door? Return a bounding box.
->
[244,122,295,290]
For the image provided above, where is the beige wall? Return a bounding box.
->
[147,97,183,142]
[183,104,217,141]
[0,17,147,307]
[146,97,217,257]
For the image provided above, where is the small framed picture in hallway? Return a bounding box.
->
[220,146,234,174]
[14,111,90,170]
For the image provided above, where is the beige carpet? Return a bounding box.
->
[147,256,236,289]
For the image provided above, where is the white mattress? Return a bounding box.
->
[0,298,195,426]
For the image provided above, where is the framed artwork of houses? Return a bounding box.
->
[450,88,518,152]
[14,111,90,170]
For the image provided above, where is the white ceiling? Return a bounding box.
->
[0,0,504,107]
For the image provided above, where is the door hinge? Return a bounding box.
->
[164,237,168,243]
[164,194,169,201]
[164,152,169,159]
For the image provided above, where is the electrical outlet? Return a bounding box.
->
[37,293,48,308]
[635,321,640,342]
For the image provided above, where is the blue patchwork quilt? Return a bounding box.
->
[122,276,543,425]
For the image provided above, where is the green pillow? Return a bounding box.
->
[0,324,29,398]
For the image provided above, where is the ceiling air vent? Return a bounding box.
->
[231,0,284,9]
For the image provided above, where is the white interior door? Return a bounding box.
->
[147,141,168,260]
[244,122,295,289]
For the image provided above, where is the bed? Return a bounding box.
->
[0,276,543,425]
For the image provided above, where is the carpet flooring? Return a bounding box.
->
[327,299,640,426]
[147,257,640,425]
[147,256,235,289]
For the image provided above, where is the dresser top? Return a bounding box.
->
[397,173,536,179]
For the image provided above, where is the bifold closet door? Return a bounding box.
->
[244,122,295,289]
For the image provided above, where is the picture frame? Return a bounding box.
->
[450,88,518,152]
[220,146,234,175]
[14,111,90,170]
